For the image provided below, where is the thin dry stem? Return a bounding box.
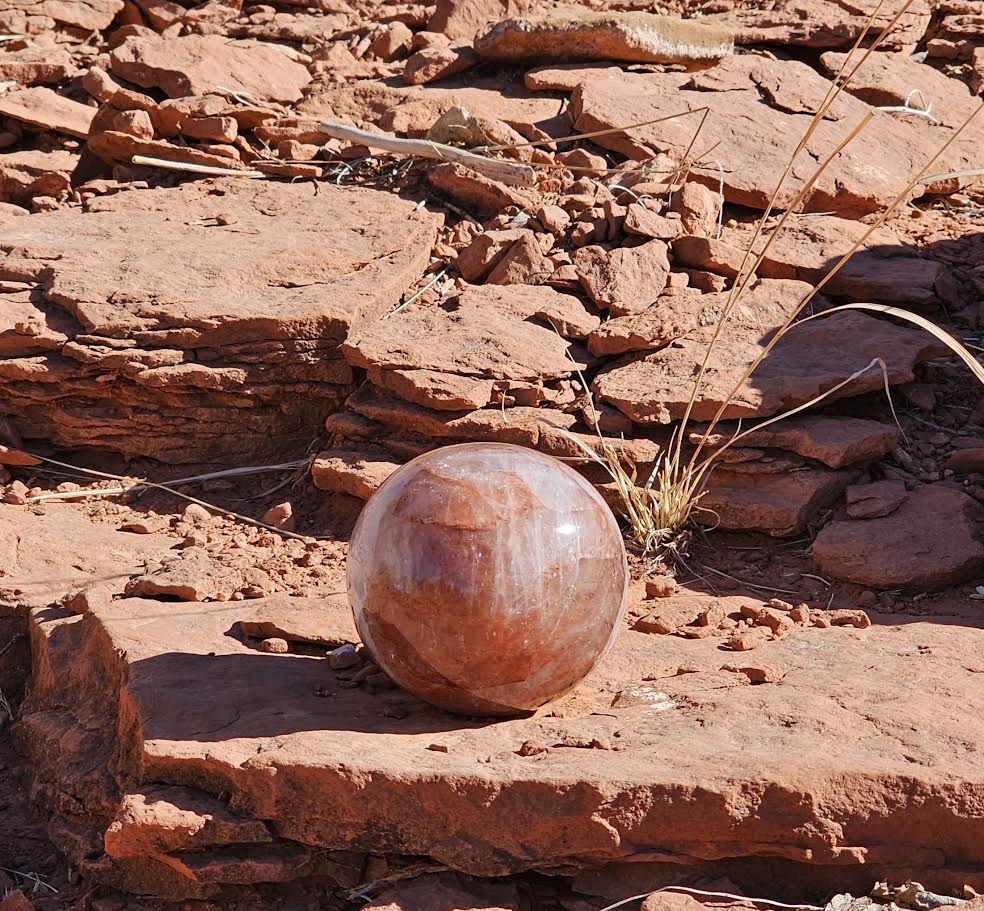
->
[675,0,910,465]
[478,107,711,153]
[675,110,875,469]
[918,167,984,183]
[690,96,984,466]
[667,106,711,197]
[597,886,823,911]
[17,452,319,541]
[131,155,265,178]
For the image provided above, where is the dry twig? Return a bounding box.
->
[131,155,265,178]
[318,121,537,187]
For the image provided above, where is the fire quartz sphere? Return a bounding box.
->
[346,442,628,716]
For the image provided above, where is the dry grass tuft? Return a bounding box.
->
[581,0,984,567]
[0,866,58,896]
[557,422,704,561]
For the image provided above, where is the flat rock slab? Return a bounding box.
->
[703,0,931,50]
[696,415,901,470]
[474,12,734,64]
[298,75,571,146]
[0,179,438,462]
[813,484,984,589]
[819,49,984,192]
[593,305,943,425]
[19,586,984,898]
[574,240,670,316]
[0,42,74,85]
[311,449,401,500]
[674,216,958,309]
[567,55,944,216]
[8,0,123,31]
[0,87,95,138]
[341,285,593,410]
[367,875,519,911]
[0,502,175,697]
[109,34,312,103]
[701,464,857,537]
[0,504,174,609]
[427,0,529,42]
[0,149,76,206]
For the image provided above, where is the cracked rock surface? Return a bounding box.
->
[18,550,984,898]
[0,179,438,461]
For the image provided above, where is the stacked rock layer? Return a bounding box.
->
[0,179,438,462]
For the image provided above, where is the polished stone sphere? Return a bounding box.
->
[346,443,628,716]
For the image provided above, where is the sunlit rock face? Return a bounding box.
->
[347,443,628,716]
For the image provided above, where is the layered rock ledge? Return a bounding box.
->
[18,582,984,901]
[0,180,439,462]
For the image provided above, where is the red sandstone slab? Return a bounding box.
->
[19,583,984,898]
[0,87,94,138]
[568,56,947,216]
[0,504,174,609]
[0,180,438,461]
[0,179,438,348]
[109,35,311,103]
[593,310,943,425]
[703,0,931,51]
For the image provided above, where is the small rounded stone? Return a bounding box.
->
[327,643,360,670]
[645,574,677,599]
[259,637,289,653]
[346,443,628,716]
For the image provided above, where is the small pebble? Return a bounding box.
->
[856,590,878,608]
[3,480,28,504]
[741,604,794,634]
[722,663,784,684]
[827,608,872,629]
[427,743,449,752]
[328,643,360,670]
[62,584,112,615]
[366,671,395,690]
[789,604,811,624]
[120,518,164,534]
[645,575,677,599]
[259,637,289,653]
[350,662,380,683]
[261,501,294,529]
[697,601,727,627]
[183,504,212,525]
[726,628,769,651]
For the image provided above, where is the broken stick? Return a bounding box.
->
[131,155,265,178]
[318,121,537,187]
